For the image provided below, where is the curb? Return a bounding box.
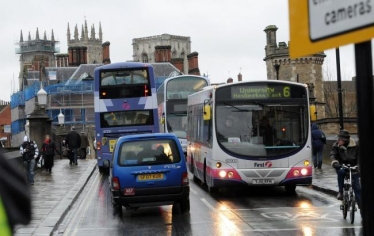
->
[311,184,338,198]
[32,160,97,236]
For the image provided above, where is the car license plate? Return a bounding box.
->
[138,173,164,181]
[252,179,274,184]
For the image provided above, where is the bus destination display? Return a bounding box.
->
[231,85,291,99]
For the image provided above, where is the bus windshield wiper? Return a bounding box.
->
[223,102,247,112]
[168,112,187,116]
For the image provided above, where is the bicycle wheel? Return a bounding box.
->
[350,198,355,224]
[342,193,348,219]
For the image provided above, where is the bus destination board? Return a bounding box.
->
[231,85,291,99]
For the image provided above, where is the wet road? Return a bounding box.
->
[53,170,363,236]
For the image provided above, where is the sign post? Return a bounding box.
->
[288,0,374,58]
[289,0,374,232]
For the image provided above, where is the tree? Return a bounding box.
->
[322,62,357,118]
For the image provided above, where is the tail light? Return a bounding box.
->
[96,141,101,150]
[144,84,149,97]
[112,177,120,190]
[182,172,189,185]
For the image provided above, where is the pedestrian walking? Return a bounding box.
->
[311,123,326,169]
[20,136,39,185]
[65,127,81,165]
[0,149,31,235]
[41,134,59,173]
[80,132,89,159]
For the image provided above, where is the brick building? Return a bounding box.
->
[0,101,11,147]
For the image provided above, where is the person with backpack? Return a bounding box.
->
[41,134,58,173]
[311,123,326,169]
[20,136,39,185]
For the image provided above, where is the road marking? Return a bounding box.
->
[63,171,100,236]
[200,198,243,233]
[242,225,362,232]
[190,186,198,195]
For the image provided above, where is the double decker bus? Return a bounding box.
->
[94,62,159,173]
[157,75,210,154]
[187,80,312,193]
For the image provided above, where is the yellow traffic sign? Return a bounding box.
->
[289,0,374,58]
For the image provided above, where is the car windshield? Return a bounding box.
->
[117,139,181,166]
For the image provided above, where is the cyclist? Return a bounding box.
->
[330,130,361,209]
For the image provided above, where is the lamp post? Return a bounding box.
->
[27,82,51,150]
[37,83,47,109]
[25,120,29,138]
[56,109,67,159]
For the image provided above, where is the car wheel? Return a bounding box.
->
[180,199,190,214]
[172,202,181,214]
[114,204,122,217]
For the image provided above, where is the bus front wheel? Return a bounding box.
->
[285,184,296,193]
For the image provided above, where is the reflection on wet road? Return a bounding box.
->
[54,170,363,236]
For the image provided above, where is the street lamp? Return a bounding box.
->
[37,83,47,108]
[56,109,66,159]
[58,109,65,125]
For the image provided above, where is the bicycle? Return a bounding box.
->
[339,164,359,224]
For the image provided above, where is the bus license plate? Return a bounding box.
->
[138,173,164,181]
[252,179,274,184]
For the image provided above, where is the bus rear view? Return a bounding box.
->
[94,62,159,173]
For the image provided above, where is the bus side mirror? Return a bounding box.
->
[203,104,211,121]
[309,104,317,121]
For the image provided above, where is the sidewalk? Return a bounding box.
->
[311,162,340,197]
[12,158,339,236]
[14,158,97,236]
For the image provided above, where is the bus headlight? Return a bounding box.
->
[227,171,234,178]
[219,170,227,178]
[293,170,300,176]
[300,168,308,176]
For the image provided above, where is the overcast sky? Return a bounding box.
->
[0,0,364,101]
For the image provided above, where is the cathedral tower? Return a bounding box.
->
[16,28,60,90]
[67,20,108,64]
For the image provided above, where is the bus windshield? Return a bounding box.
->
[99,68,151,99]
[158,76,209,141]
[215,101,308,157]
[100,110,154,128]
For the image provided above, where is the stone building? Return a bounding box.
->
[67,20,109,64]
[263,25,326,120]
[132,34,200,75]
[262,25,360,135]
[11,21,110,147]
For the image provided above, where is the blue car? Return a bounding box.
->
[109,133,190,215]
